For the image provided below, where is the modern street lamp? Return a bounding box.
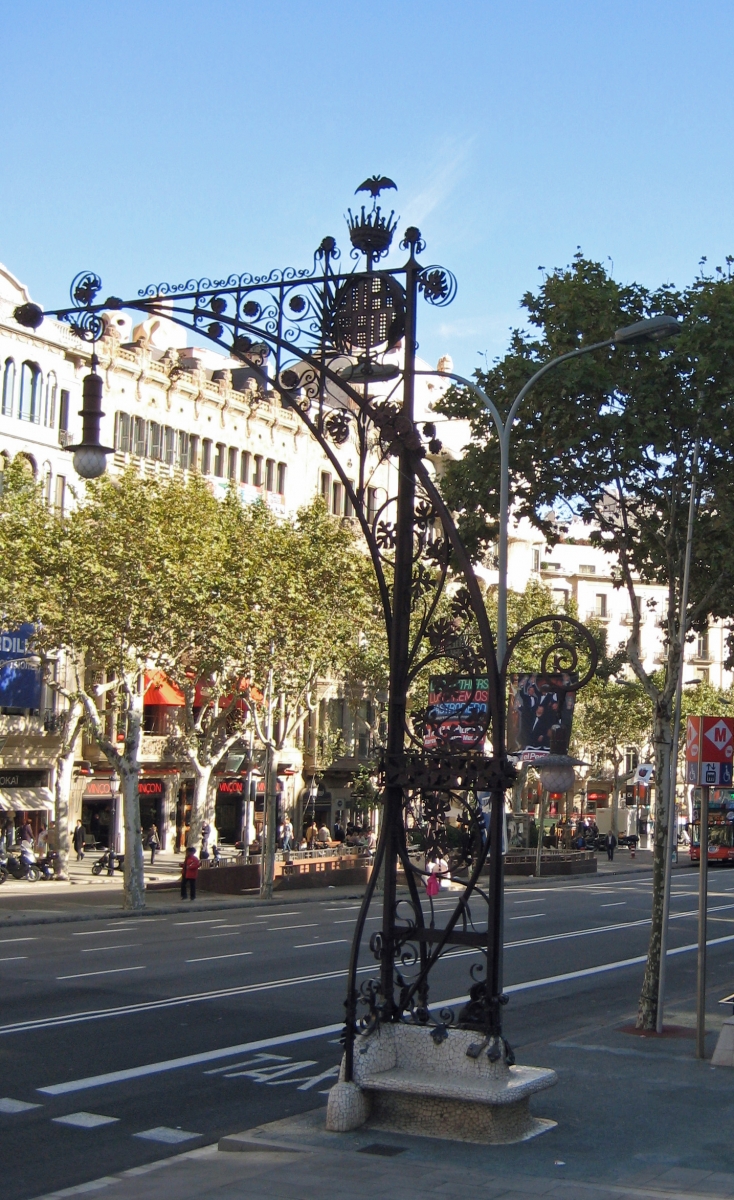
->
[107,770,120,876]
[423,314,682,666]
[16,181,602,1137]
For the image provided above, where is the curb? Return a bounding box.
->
[0,887,369,928]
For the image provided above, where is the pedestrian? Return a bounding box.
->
[73,819,86,861]
[606,829,617,861]
[20,816,34,844]
[181,846,200,900]
[316,822,331,846]
[305,821,318,849]
[36,824,48,854]
[146,824,161,865]
[282,816,293,851]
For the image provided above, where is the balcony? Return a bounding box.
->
[0,709,63,736]
[58,430,73,449]
[586,610,611,624]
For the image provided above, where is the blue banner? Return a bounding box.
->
[0,624,41,709]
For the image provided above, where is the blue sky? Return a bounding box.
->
[1,1,732,374]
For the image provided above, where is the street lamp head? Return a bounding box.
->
[614,314,682,344]
[72,445,109,480]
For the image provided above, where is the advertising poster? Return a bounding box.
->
[423,674,489,750]
[0,623,41,710]
[507,672,576,756]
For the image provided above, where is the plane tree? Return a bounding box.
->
[438,254,734,1027]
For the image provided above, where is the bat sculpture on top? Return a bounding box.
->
[355,176,397,198]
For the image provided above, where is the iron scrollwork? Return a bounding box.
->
[27,180,601,1085]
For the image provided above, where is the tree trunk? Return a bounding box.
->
[636,701,673,1029]
[260,740,277,900]
[188,763,213,849]
[611,768,620,838]
[54,749,74,880]
[120,761,145,910]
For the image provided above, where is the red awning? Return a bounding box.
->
[144,671,185,707]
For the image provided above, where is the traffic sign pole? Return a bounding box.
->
[697,785,709,1058]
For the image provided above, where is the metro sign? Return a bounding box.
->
[703,716,734,762]
[686,715,734,784]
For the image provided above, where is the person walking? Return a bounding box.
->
[73,820,86,861]
[146,824,161,866]
[606,829,617,861]
[282,817,293,852]
[181,846,200,900]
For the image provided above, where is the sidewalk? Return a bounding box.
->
[33,987,734,1200]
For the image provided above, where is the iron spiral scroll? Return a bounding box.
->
[16,179,601,1083]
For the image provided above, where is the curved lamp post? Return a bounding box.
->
[15,182,603,1138]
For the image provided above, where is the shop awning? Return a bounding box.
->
[0,787,54,811]
[144,671,185,706]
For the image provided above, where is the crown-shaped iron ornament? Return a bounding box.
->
[346,176,400,262]
[346,204,399,260]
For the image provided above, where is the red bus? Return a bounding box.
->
[690,787,734,865]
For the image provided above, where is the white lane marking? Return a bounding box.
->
[204,1053,290,1075]
[0,937,36,944]
[513,898,550,905]
[39,930,734,1098]
[266,923,317,931]
[57,967,146,981]
[0,1097,41,1112]
[173,919,228,927]
[72,929,134,938]
[39,1024,342,1094]
[601,903,627,908]
[80,945,139,953]
[185,952,253,963]
[20,903,734,1041]
[252,912,300,919]
[333,916,382,924]
[195,932,242,939]
[134,1126,200,1144]
[53,1111,119,1128]
[0,956,27,962]
[293,939,348,949]
[509,914,546,920]
[224,1059,317,1081]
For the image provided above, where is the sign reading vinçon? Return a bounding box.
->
[686,715,734,786]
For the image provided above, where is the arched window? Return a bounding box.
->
[17,452,37,478]
[44,372,57,428]
[2,359,15,417]
[19,361,42,423]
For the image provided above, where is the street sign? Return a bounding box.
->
[703,716,734,762]
[686,716,734,784]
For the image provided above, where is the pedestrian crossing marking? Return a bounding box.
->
[134,1126,201,1143]
[53,1111,119,1128]
[0,1097,41,1113]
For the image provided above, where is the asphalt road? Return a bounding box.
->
[2,867,734,1200]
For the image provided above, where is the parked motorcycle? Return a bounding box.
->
[4,845,41,882]
[91,849,125,875]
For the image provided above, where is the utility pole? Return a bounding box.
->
[260,652,276,900]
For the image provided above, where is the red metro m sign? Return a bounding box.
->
[686,716,734,786]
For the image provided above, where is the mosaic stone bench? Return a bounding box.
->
[326,1023,557,1144]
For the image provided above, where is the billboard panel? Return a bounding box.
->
[0,623,41,710]
[507,672,576,755]
[423,674,489,750]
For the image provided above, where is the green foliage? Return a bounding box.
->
[572,679,653,776]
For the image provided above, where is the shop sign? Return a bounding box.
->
[138,779,164,797]
[424,674,489,750]
[83,779,112,798]
[0,768,49,788]
[218,779,244,796]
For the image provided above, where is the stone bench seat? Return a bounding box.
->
[361,1062,553,1105]
[327,1022,557,1144]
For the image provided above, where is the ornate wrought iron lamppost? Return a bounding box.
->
[16,179,600,1143]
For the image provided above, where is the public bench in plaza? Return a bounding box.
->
[327,1022,557,1144]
